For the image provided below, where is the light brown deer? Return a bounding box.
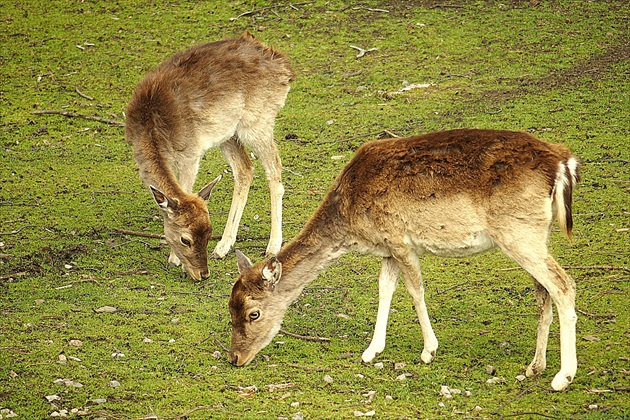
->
[125,31,294,280]
[228,129,580,391]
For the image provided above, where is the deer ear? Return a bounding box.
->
[198,175,222,201]
[261,257,282,291]
[235,249,253,273]
[150,186,178,214]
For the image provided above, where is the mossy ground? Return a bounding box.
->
[1,1,628,419]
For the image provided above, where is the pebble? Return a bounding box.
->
[516,375,526,382]
[108,380,120,388]
[323,374,334,384]
[373,362,384,369]
[439,385,452,398]
[485,365,496,375]
[69,339,83,347]
[95,306,117,313]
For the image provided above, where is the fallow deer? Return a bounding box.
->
[228,129,580,391]
[125,31,294,280]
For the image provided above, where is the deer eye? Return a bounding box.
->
[249,311,260,321]
[180,237,192,247]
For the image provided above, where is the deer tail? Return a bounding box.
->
[553,157,580,241]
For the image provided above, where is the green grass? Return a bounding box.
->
[1,1,629,418]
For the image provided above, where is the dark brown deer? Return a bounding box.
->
[125,31,294,280]
[228,129,580,391]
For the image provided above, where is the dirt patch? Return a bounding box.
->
[9,244,89,276]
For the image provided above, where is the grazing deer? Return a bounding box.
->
[125,31,294,280]
[228,129,580,391]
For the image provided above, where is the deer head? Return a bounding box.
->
[150,176,221,281]
[228,250,286,366]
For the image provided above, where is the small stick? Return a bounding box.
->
[353,6,389,12]
[500,265,630,272]
[114,228,164,239]
[230,1,314,21]
[55,278,102,289]
[0,271,27,281]
[74,86,94,100]
[576,308,615,319]
[211,331,230,352]
[350,45,378,58]
[32,110,124,126]
[436,279,469,295]
[280,328,331,342]
[287,363,332,371]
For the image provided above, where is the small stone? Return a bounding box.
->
[46,395,61,402]
[212,351,221,359]
[171,317,180,324]
[474,405,483,411]
[396,373,409,381]
[385,395,393,400]
[516,374,527,382]
[108,380,120,388]
[95,306,117,313]
[69,339,83,347]
[588,404,598,410]
[394,362,406,371]
[450,388,462,395]
[292,412,304,420]
[323,374,334,384]
[143,337,153,343]
[373,362,384,369]
[35,299,45,305]
[463,390,472,397]
[72,381,84,388]
[485,365,496,375]
[111,351,125,358]
[290,402,300,408]
[58,353,67,364]
[93,398,107,404]
[439,385,452,397]
[437,402,446,408]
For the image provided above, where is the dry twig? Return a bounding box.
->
[74,86,94,100]
[32,109,124,126]
[280,328,331,342]
[230,1,314,21]
[350,45,378,58]
[114,228,164,239]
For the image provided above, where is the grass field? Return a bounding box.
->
[1,1,628,418]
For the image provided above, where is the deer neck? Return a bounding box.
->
[273,204,349,302]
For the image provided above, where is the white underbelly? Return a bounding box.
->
[410,230,495,257]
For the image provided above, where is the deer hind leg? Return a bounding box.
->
[212,137,254,258]
[500,241,577,391]
[395,250,438,364]
[248,134,284,256]
[526,280,553,378]
[362,257,400,363]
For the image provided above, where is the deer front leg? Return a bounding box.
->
[251,139,283,256]
[213,139,254,258]
[362,257,400,363]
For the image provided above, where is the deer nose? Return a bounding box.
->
[200,269,210,280]
[228,352,238,366]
